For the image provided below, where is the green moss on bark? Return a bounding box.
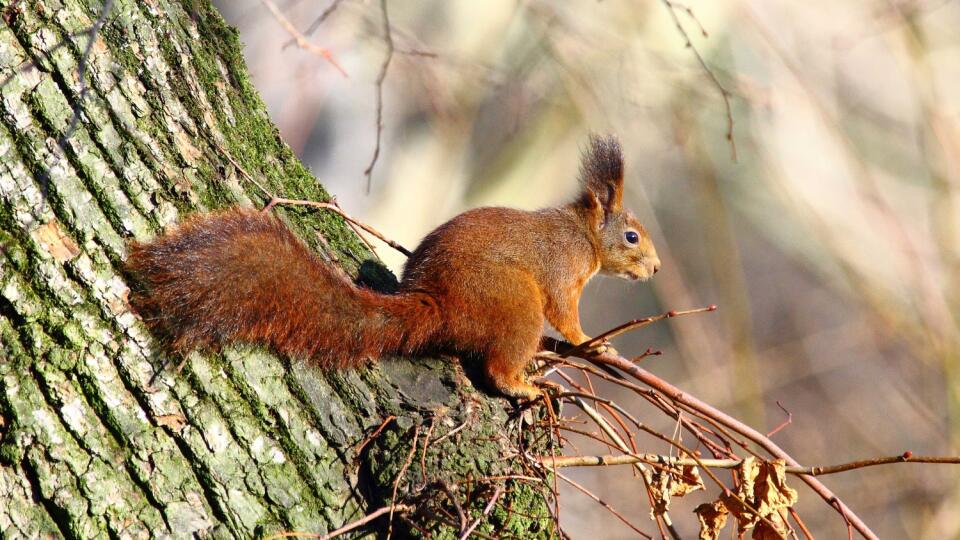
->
[0,1,554,538]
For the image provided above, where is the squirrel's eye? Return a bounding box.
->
[625,231,639,244]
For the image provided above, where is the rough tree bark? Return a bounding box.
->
[0,1,552,538]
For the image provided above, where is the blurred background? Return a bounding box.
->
[213,1,960,537]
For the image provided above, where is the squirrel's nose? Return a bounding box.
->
[653,265,660,274]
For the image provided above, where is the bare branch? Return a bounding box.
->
[363,0,395,192]
[352,415,396,461]
[259,0,347,76]
[584,350,881,540]
[283,0,347,49]
[767,400,793,438]
[262,503,415,540]
[562,305,717,358]
[554,470,653,539]
[387,425,421,539]
[263,196,413,256]
[660,0,737,160]
[540,452,960,476]
[458,487,503,540]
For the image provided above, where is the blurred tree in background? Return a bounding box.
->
[216,1,960,537]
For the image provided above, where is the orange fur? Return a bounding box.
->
[126,135,660,400]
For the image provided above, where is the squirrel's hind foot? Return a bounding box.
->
[486,366,541,402]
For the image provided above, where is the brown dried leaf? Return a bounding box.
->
[720,456,762,531]
[649,459,705,516]
[722,458,798,536]
[649,471,672,516]
[720,491,760,532]
[752,511,790,540]
[736,456,761,499]
[694,500,729,540]
[754,459,798,517]
[673,464,705,496]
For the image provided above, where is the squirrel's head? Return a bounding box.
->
[577,134,661,281]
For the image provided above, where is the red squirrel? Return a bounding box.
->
[126,135,660,400]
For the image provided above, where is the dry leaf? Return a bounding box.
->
[649,458,705,516]
[721,491,760,532]
[752,512,790,540]
[720,458,798,536]
[694,500,729,540]
[674,464,705,496]
[754,459,798,517]
[737,456,761,499]
[720,457,762,531]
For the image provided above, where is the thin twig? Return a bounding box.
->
[438,481,468,532]
[283,0,346,49]
[568,396,681,540]
[538,452,960,474]
[430,418,469,445]
[540,390,564,535]
[664,0,708,37]
[217,138,389,261]
[789,508,816,540]
[263,196,413,256]
[585,350,880,540]
[420,416,437,487]
[396,47,439,58]
[555,424,632,454]
[552,356,805,538]
[352,415,396,461]
[554,370,639,457]
[363,0,394,192]
[554,471,653,539]
[831,497,856,540]
[659,0,737,160]
[801,453,960,475]
[262,503,415,540]
[477,474,544,483]
[562,305,717,358]
[557,392,644,430]
[386,425,421,540]
[546,354,742,460]
[767,400,793,438]
[458,487,504,540]
[213,141,274,199]
[259,0,347,76]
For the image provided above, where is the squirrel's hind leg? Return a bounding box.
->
[482,318,543,401]
[485,351,541,401]
[442,269,545,400]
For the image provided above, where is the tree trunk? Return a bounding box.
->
[0,1,551,538]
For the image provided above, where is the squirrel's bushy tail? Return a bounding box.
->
[126,209,442,367]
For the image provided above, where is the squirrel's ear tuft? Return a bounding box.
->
[579,134,624,216]
[579,189,605,231]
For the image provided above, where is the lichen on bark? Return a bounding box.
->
[0,1,554,538]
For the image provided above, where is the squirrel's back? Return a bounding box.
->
[400,206,599,300]
[127,209,441,365]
